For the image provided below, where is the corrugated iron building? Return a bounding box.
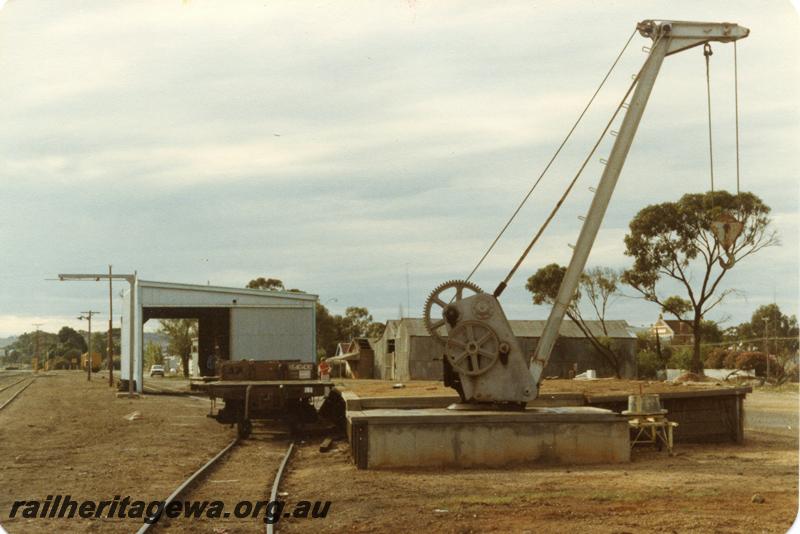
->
[121,280,317,392]
[372,318,637,381]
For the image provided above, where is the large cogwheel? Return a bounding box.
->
[423,279,483,345]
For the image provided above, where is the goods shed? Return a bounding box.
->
[120,279,317,393]
[373,318,637,381]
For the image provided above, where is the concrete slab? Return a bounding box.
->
[348,406,630,469]
[345,393,585,411]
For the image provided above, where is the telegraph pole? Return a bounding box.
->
[78,311,99,381]
[32,323,43,372]
[57,272,136,395]
[108,265,114,387]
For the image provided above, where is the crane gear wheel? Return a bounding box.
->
[423,280,483,345]
[444,320,500,377]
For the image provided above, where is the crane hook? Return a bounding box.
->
[711,213,743,270]
[718,252,736,270]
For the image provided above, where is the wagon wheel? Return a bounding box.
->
[237,418,252,439]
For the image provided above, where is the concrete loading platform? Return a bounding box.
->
[347,403,630,469]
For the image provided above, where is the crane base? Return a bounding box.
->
[348,406,630,469]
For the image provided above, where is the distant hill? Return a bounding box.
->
[0,336,18,349]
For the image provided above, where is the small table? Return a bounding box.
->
[622,409,679,454]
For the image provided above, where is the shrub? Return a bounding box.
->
[49,357,70,370]
[704,348,729,369]
[723,350,740,369]
[668,347,693,370]
[785,364,799,383]
[636,350,661,379]
[734,351,782,378]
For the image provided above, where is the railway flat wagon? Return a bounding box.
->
[204,360,344,438]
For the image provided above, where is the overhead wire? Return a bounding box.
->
[734,41,741,195]
[704,43,715,201]
[462,28,638,284]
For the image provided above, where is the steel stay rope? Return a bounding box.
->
[463,29,638,284]
[493,33,664,296]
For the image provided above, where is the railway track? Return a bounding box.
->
[266,442,294,534]
[0,376,37,412]
[0,375,30,395]
[136,437,239,534]
[136,435,297,533]
[0,371,30,384]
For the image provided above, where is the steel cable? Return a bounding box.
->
[463,29,638,284]
[704,43,715,201]
[734,41,741,195]
[493,33,664,296]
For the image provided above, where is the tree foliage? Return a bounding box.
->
[58,326,87,353]
[158,319,197,378]
[526,263,626,377]
[143,341,164,370]
[622,191,777,373]
[734,304,799,352]
[246,277,285,291]
[5,329,83,366]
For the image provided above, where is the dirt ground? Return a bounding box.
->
[281,380,799,533]
[1,371,797,533]
[280,430,798,533]
[0,371,235,533]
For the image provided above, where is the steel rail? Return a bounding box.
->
[0,371,28,380]
[0,376,30,395]
[0,377,36,412]
[266,442,295,534]
[135,437,239,534]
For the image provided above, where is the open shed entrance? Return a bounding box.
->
[143,307,230,378]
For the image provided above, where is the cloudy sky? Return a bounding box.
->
[0,1,797,337]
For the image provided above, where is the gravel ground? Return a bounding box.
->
[2,371,796,533]
[0,371,234,533]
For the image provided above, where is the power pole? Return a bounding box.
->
[108,265,114,387]
[58,272,136,395]
[78,311,99,381]
[32,323,43,372]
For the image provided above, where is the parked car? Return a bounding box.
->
[150,364,165,377]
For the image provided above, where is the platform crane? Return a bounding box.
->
[423,19,750,406]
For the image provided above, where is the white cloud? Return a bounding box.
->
[0,1,796,335]
[0,315,85,338]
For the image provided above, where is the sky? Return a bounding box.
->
[0,1,797,337]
